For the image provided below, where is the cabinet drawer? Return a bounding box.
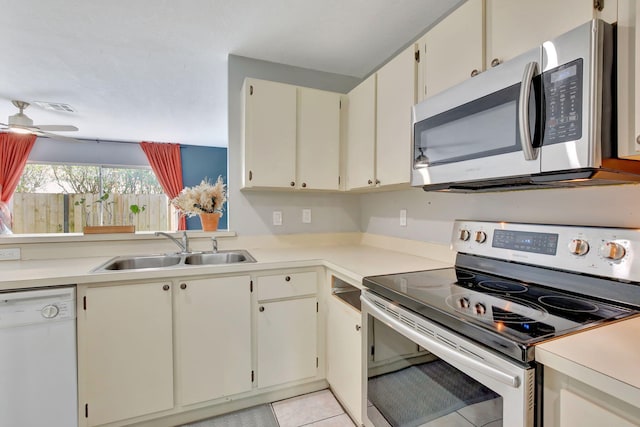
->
[257,272,317,300]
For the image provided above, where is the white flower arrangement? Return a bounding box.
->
[171,176,226,218]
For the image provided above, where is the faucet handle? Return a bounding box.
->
[211,236,218,253]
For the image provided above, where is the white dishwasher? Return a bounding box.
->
[0,286,78,427]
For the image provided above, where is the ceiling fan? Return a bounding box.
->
[0,100,82,143]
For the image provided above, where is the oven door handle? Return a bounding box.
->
[362,297,521,389]
[518,61,539,161]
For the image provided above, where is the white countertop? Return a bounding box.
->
[0,243,452,291]
[536,316,640,407]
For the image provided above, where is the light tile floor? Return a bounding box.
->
[272,389,356,427]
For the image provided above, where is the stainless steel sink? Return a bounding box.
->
[185,250,256,265]
[102,254,183,270]
[92,250,256,272]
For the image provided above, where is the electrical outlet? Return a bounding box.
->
[302,209,312,224]
[400,209,407,227]
[273,211,283,226]
[0,248,21,261]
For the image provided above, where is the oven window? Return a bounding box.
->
[367,316,504,427]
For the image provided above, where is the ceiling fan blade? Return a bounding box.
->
[35,125,79,132]
[38,130,84,143]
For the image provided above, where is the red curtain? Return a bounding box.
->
[140,141,186,230]
[0,132,37,203]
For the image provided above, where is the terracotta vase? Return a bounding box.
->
[199,212,221,231]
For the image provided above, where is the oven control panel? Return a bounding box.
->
[452,220,639,282]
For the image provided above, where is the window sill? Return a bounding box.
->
[0,230,237,245]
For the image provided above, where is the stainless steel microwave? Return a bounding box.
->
[412,19,640,192]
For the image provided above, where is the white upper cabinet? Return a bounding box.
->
[417,0,484,100]
[242,79,297,188]
[297,88,342,190]
[618,0,640,159]
[242,78,342,190]
[486,0,617,67]
[376,44,416,187]
[346,44,416,191]
[346,74,377,190]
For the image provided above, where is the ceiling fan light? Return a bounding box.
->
[8,112,34,127]
[8,126,33,135]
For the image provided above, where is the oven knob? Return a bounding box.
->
[599,242,626,261]
[41,304,59,319]
[474,303,486,315]
[474,231,487,243]
[459,229,471,241]
[568,239,589,256]
[458,297,470,309]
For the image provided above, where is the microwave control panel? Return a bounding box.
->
[543,58,583,145]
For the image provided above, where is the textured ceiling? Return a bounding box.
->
[0,0,461,147]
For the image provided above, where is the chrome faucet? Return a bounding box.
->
[211,236,218,253]
[155,231,190,254]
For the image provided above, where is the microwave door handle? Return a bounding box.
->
[362,296,521,389]
[518,62,539,161]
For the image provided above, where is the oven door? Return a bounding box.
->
[411,46,543,188]
[361,291,535,427]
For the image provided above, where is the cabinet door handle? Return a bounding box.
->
[636,135,640,145]
[290,181,295,187]
[375,179,380,185]
[285,276,291,282]
[470,69,479,77]
[259,306,265,312]
[162,284,170,291]
[180,283,187,290]
[355,325,361,331]
[491,58,501,67]
[301,182,307,188]
[367,179,373,185]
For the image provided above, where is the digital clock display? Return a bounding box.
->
[492,229,558,255]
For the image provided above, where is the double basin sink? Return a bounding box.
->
[93,250,256,272]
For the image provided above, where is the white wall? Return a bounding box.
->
[359,184,640,245]
[227,55,362,235]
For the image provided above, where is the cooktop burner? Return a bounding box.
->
[478,280,528,293]
[538,295,599,313]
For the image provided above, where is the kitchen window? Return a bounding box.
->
[13,163,175,233]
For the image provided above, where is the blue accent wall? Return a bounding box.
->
[180,145,228,230]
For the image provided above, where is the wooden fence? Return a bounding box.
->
[11,193,175,233]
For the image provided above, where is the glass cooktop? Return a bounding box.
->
[363,266,638,359]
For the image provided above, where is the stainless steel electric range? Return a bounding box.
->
[361,220,640,427]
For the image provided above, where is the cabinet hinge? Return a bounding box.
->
[250,85,254,95]
[371,345,375,357]
[250,280,253,292]
[249,170,253,181]
[251,370,255,382]
[338,176,341,185]
[316,357,319,368]
[316,302,319,313]
[593,0,604,11]
[415,49,420,63]
[83,296,87,311]
[339,99,342,109]
[85,403,89,418]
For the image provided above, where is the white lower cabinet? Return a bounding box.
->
[79,276,252,426]
[175,276,252,406]
[78,270,323,426]
[80,282,174,426]
[255,271,319,389]
[326,294,362,425]
[543,367,640,427]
